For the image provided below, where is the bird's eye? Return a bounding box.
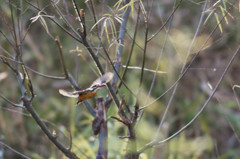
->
[92,85,97,88]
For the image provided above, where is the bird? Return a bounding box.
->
[59,72,114,104]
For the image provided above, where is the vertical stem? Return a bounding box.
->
[95,98,108,159]
[113,1,131,84]
[125,103,139,159]
[118,4,140,90]
[125,125,138,159]
[96,122,108,159]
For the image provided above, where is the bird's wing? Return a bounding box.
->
[91,72,114,87]
[73,89,92,95]
[59,89,79,98]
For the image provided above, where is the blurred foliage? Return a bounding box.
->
[0,0,240,158]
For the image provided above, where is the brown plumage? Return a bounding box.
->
[59,72,113,104]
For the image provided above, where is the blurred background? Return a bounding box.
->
[0,0,240,158]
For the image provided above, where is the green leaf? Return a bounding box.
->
[214,13,223,33]
[39,16,49,33]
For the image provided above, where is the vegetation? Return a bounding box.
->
[0,0,240,158]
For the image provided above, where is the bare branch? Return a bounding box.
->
[0,55,65,80]
[86,0,99,35]
[55,37,69,79]
[137,44,240,154]
[94,98,108,159]
[26,66,66,80]
[72,0,86,38]
[0,95,25,109]
[22,96,79,159]
[145,0,176,105]
[139,20,148,89]
[55,37,96,116]
[51,0,83,43]
[113,0,131,85]
[147,0,183,42]
[118,4,140,90]
[140,0,236,110]
[110,116,128,125]
[0,105,89,157]
[82,39,121,108]
[0,57,18,74]
[0,141,31,159]
[24,0,82,43]
[152,0,207,142]
[0,30,16,52]
[101,44,137,97]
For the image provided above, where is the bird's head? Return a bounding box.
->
[90,83,106,92]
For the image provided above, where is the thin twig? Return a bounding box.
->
[0,44,14,58]
[0,105,89,157]
[9,0,19,55]
[110,116,128,125]
[227,118,240,143]
[137,0,237,153]
[55,37,96,116]
[0,141,31,159]
[66,73,79,90]
[147,0,183,42]
[101,44,137,97]
[71,0,82,28]
[17,0,23,48]
[145,0,176,105]
[0,55,65,80]
[93,33,136,96]
[118,4,140,90]
[87,0,99,35]
[55,37,69,79]
[0,55,23,63]
[22,97,79,159]
[139,23,148,88]
[0,95,25,109]
[51,1,83,43]
[125,32,144,51]
[113,0,131,85]
[63,0,80,82]
[87,0,105,57]
[0,30,16,52]
[153,0,207,141]
[140,0,236,110]
[137,44,240,154]
[1,57,18,74]
[138,0,150,89]
[6,2,79,157]
[82,39,121,108]
[24,0,82,44]
[26,66,66,80]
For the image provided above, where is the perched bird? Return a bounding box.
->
[59,72,113,104]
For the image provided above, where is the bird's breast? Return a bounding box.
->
[77,91,96,104]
